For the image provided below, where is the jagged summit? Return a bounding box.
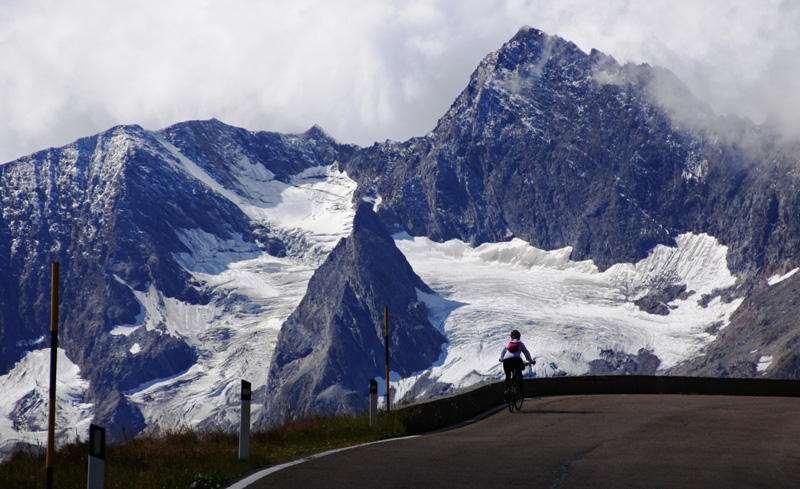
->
[303,123,334,141]
[346,28,703,268]
[507,24,573,51]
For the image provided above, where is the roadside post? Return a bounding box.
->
[87,424,105,489]
[369,379,378,428]
[239,380,251,460]
[384,307,390,411]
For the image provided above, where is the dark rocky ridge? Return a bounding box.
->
[343,27,800,283]
[589,348,662,375]
[634,284,692,316]
[670,272,800,378]
[261,202,446,424]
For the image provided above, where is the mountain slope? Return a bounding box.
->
[344,27,800,280]
[0,121,355,442]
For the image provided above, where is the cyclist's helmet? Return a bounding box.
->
[510,329,521,340]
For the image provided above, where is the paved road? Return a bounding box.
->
[238,395,800,489]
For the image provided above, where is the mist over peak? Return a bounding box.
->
[5,2,798,164]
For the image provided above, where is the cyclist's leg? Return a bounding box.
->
[512,358,524,397]
[502,359,512,398]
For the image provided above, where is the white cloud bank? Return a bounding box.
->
[1,0,799,163]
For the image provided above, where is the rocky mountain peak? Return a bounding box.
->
[262,201,445,424]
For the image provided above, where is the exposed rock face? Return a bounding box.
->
[262,202,446,424]
[589,349,662,376]
[343,27,800,282]
[670,272,800,378]
[345,28,689,268]
[634,284,692,316]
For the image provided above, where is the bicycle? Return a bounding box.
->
[507,361,534,412]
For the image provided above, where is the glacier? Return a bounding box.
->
[387,232,742,402]
[119,156,359,433]
[0,349,93,457]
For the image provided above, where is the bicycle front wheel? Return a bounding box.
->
[513,381,524,411]
[507,378,517,412]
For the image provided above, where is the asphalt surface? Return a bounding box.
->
[235,394,800,489]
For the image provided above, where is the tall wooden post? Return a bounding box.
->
[45,263,59,489]
[384,307,390,412]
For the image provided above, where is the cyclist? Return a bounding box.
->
[500,329,535,400]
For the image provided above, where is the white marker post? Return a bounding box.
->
[87,424,105,489]
[369,379,378,428]
[239,380,251,460]
[384,307,390,411]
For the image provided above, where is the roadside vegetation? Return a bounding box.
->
[0,410,409,489]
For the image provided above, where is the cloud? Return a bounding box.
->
[523,0,800,137]
[1,0,799,163]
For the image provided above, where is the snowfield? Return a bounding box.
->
[120,158,359,434]
[388,232,742,402]
[0,163,743,457]
[0,349,93,457]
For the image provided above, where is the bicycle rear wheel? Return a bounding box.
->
[513,377,524,411]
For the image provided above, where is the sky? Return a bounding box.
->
[1,0,799,164]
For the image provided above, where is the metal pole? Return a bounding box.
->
[46,262,59,489]
[369,380,378,428]
[87,424,105,489]
[384,307,390,412]
[239,380,251,460]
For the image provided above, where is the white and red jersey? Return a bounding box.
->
[500,340,533,362]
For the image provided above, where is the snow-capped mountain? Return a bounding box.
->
[0,121,358,452]
[3,26,800,456]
